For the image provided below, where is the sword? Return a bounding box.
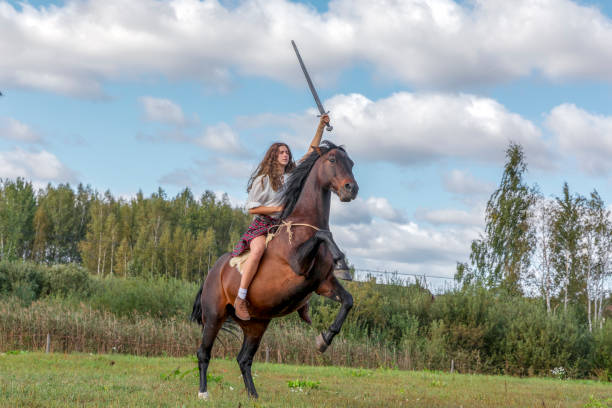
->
[291,40,333,131]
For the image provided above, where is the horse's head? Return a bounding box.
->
[317,146,359,202]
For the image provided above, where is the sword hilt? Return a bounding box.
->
[318,112,333,132]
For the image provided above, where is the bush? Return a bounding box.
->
[90,276,198,319]
[428,288,596,376]
[47,264,93,297]
[309,278,434,346]
[593,320,612,380]
[0,261,49,304]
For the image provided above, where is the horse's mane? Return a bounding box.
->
[279,140,344,220]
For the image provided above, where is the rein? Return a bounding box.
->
[265,220,326,247]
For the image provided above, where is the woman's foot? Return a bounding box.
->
[234,297,251,320]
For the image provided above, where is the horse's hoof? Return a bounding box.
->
[316,333,329,353]
[333,268,352,281]
[198,391,209,400]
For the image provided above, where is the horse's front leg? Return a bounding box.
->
[291,230,347,275]
[314,274,353,353]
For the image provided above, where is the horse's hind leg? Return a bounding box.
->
[315,275,353,353]
[197,316,225,400]
[236,320,270,398]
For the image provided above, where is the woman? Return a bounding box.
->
[231,114,330,320]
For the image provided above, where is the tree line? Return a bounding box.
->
[456,143,611,332]
[0,180,251,281]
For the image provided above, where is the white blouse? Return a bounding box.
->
[246,174,287,218]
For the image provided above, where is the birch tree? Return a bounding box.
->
[550,183,584,311]
[456,142,537,294]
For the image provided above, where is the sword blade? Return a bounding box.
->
[291,40,332,131]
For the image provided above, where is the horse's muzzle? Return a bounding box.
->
[339,181,358,202]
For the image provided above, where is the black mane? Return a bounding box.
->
[279,140,344,220]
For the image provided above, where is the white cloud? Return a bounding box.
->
[331,195,406,225]
[159,157,254,188]
[546,103,612,176]
[329,92,551,166]
[328,193,481,277]
[0,117,43,143]
[246,92,552,167]
[443,169,494,196]
[0,147,77,185]
[331,217,481,276]
[140,96,187,126]
[196,122,250,155]
[415,206,485,228]
[2,0,612,96]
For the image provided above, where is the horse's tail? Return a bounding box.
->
[190,284,204,325]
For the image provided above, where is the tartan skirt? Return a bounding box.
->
[231,215,278,257]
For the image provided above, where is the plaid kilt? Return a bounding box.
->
[231,215,278,257]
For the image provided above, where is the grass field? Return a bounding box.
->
[1,352,611,408]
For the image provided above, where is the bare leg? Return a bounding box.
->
[235,236,266,320]
[237,320,270,398]
[238,235,266,291]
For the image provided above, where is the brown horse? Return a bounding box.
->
[190,141,358,399]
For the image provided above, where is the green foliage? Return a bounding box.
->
[160,366,202,381]
[583,395,612,408]
[47,263,93,297]
[310,278,434,346]
[287,379,320,389]
[0,261,196,320]
[0,178,36,261]
[0,260,49,304]
[33,183,92,264]
[89,276,198,319]
[424,287,599,376]
[550,183,585,305]
[0,260,94,303]
[1,180,250,282]
[592,320,612,379]
[457,142,537,295]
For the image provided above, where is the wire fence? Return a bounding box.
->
[352,267,458,294]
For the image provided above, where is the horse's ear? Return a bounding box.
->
[311,145,322,157]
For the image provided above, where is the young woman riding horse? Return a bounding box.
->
[231,114,331,321]
[191,136,358,400]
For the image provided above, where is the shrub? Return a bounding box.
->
[89,276,198,319]
[47,263,93,297]
[0,260,49,304]
[593,320,612,380]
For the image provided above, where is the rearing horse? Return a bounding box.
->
[191,141,358,399]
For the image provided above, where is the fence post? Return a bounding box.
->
[265,346,270,363]
[450,359,454,374]
[46,333,50,353]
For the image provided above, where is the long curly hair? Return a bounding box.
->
[247,142,296,192]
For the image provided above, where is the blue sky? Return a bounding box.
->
[2,0,612,282]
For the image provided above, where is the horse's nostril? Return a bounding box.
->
[344,183,352,191]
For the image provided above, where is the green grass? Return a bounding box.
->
[1,352,611,407]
